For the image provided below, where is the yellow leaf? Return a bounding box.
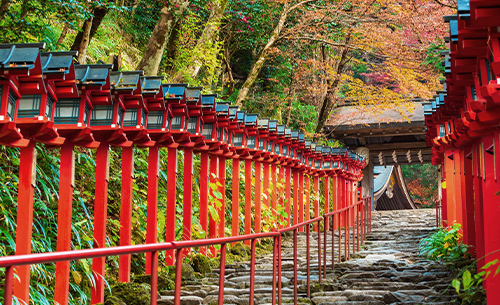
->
[71,270,82,284]
[444,242,449,249]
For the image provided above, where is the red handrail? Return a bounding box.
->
[0,197,372,305]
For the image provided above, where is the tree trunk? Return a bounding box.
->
[315,37,352,135]
[234,2,290,107]
[76,18,93,64]
[57,22,70,45]
[136,5,177,76]
[0,0,10,18]
[70,7,109,51]
[180,0,228,79]
[164,20,181,73]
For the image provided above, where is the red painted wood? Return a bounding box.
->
[13,140,37,303]
[91,142,110,304]
[54,141,75,305]
[278,165,284,227]
[324,176,329,231]
[209,154,218,255]
[331,176,337,231]
[231,158,240,238]
[199,151,209,254]
[182,147,193,242]
[462,148,476,251]
[441,160,448,227]
[298,172,304,231]
[254,160,262,233]
[244,159,252,244]
[481,134,500,302]
[314,176,319,231]
[292,169,298,226]
[271,164,277,220]
[165,146,178,266]
[263,162,270,227]
[454,149,464,225]
[146,145,160,274]
[285,166,291,226]
[218,156,226,239]
[305,175,310,222]
[118,146,134,282]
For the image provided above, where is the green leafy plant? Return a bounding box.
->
[419,223,470,262]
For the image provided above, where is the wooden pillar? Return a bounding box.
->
[182,147,193,242]
[165,145,178,265]
[305,174,310,222]
[146,145,160,274]
[244,158,252,244]
[462,147,475,250]
[298,172,304,230]
[271,163,277,219]
[331,175,338,230]
[231,157,240,238]
[199,150,209,254]
[314,175,319,231]
[54,141,75,304]
[263,162,270,226]
[444,152,456,224]
[209,154,218,255]
[324,176,329,231]
[118,146,134,282]
[91,142,110,304]
[453,149,463,225]
[292,169,298,226]
[285,166,292,226]
[254,160,262,233]
[472,144,485,268]
[278,165,285,226]
[218,155,226,238]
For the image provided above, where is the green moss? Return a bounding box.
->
[132,273,173,291]
[104,282,151,305]
[189,253,212,275]
[229,242,249,257]
[167,262,196,282]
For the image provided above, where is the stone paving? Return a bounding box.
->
[158,209,459,305]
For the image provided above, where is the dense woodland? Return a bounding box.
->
[0,0,450,303]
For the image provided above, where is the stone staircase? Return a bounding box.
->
[158,209,459,305]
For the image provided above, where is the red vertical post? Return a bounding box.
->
[165,145,178,265]
[91,142,110,304]
[324,176,330,231]
[454,149,463,225]
[218,156,226,238]
[292,169,298,226]
[118,146,134,282]
[254,160,262,233]
[271,163,277,219]
[146,145,160,274]
[199,151,209,254]
[278,165,285,226]
[298,172,304,230]
[314,175,319,231]
[182,147,193,242]
[441,160,448,227]
[331,176,338,231]
[244,158,253,244]
[231,157,240,238]
[482,134,500,302]
[54,141,75,304]
[13,140,37,303]
[263,162,270,226]
[305,175,310,222]
[285,166,292,226]
[462,147,475,250]
[209,154,218,255]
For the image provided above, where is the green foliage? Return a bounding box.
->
[401,163,438,207]
[419,223,470,262]
[423,40,447,74]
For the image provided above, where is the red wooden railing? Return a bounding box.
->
[0,198,371,305]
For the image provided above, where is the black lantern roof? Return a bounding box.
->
[339,147,348,155]
[268,120,278,131]
[457,0,470,19]
[40,51,77,75]
[141,76,164,94]
[236,111,246,123]
[298,132,305,142]
[110,71,144,90]
[244,113,258,125]
[75,64,113,86]
[277,124,285,135]
[201,94,217,108]
[0,43,45,70]
[215,102,230,115]
[311,142,317,150]
[315,145,323,153]
[291,130,299,139]
[423,103,433,116]
[304,140,311,149]
[229,106,238,119]
[186,86,202,102]
[331,147,341,155]
[257,118,269,129]
[322,147,330,155]
[164,83,188,99]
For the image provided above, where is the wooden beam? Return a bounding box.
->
[366,142,429,151]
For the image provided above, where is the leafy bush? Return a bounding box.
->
[419,223,470,262]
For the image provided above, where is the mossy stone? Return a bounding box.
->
[104,296,127,305]
[104,282,151,305]
[168,262,196,282]
[189,253,212,275]
[230,242,249,257]
[132,273,172,291]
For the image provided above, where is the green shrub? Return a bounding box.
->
[419,223,470,262]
